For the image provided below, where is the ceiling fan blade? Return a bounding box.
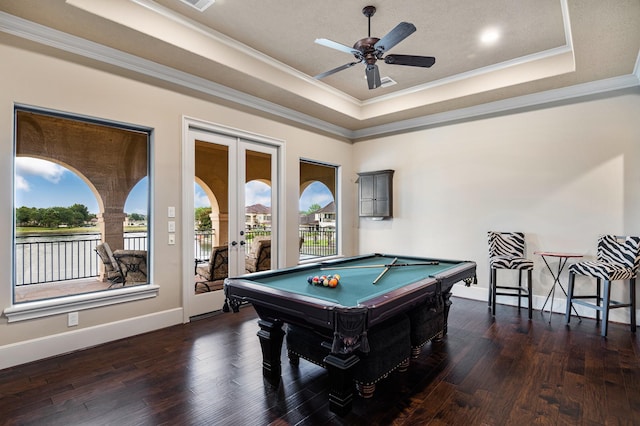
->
[384,55,436,68]
[366,64,381,90]
[314,61,360,80]
[315,38,361,57]
[374,22,416,53]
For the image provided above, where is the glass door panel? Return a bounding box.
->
[242,148,274,274]
[189,131,234,316]
[186,129,279,318]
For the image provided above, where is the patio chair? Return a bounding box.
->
[95,242,125,287]
[245,237,271,273]
[195,245,229,292]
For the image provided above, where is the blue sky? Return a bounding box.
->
[16,158,333,215]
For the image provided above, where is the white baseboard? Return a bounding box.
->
[0,308,183,370]
[451,283,637,325]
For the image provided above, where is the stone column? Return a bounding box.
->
[97,209,126,250]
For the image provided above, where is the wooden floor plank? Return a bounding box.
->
[1,297,639,425]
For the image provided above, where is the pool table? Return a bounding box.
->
[224,253,476,415]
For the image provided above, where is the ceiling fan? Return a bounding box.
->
[313,5,436,90]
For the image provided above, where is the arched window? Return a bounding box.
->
[299,160,338,259]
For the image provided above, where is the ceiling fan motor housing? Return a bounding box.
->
[354,38,380,64]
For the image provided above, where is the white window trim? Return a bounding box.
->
[8,105,155,324]
[3,284,159,323]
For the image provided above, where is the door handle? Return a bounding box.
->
[231,241,238,246]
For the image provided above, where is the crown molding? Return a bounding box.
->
[352,73,640,140]
[1,11,639,142]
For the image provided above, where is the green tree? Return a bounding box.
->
[69,203,91,222]
[16,206,37,226]
[40,207,61,228]
[128,212,145,221]
[305,203,322,215]
[15,203,94,227]
[195,207,212,231]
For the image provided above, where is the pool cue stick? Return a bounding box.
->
[373,257,398,284]
[320,261,439,271]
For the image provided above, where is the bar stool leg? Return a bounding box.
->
[517,271,523,312]
[527,269,533,319]
[488,269,493,307]
[596,278,601,323]
[566,273,575,324]
[630,278,636,332]
[491,269,497,316]
[601,280,612,337]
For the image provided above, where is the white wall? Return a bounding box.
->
[354,91,640,322]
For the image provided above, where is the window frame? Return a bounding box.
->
[4,105,157,322]
[298,158,340,263]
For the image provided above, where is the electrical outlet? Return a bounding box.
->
[68,312,79,327]
[168,234,176,245]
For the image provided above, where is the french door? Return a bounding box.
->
[183,124,279,319]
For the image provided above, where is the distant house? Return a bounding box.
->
[124,215,147,227]
[300,201,335,229]
[245,204,271,229]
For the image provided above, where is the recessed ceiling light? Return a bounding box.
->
[480,28,501,45]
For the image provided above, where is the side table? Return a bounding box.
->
[534,251,583,323]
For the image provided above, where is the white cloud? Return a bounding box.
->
[15,157,67,183]
[245,181,271,206]
[15,175,30,191]
[300,182,333,210]
[194,185,211,208]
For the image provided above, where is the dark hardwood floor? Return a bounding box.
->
[1,297,639,425]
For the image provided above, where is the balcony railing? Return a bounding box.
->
[299,228,336,258]
[245,228,337,258]
[15,232,148,286]
[195,230,216,261]
[15,228,335,286]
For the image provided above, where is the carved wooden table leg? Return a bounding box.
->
[256,319,285,385]
[323,352,359,416]
[442,291,453,336]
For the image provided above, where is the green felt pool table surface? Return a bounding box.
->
[255,255,463,307]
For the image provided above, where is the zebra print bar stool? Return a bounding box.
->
[488,232,534,318]
[566,235,639,337]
